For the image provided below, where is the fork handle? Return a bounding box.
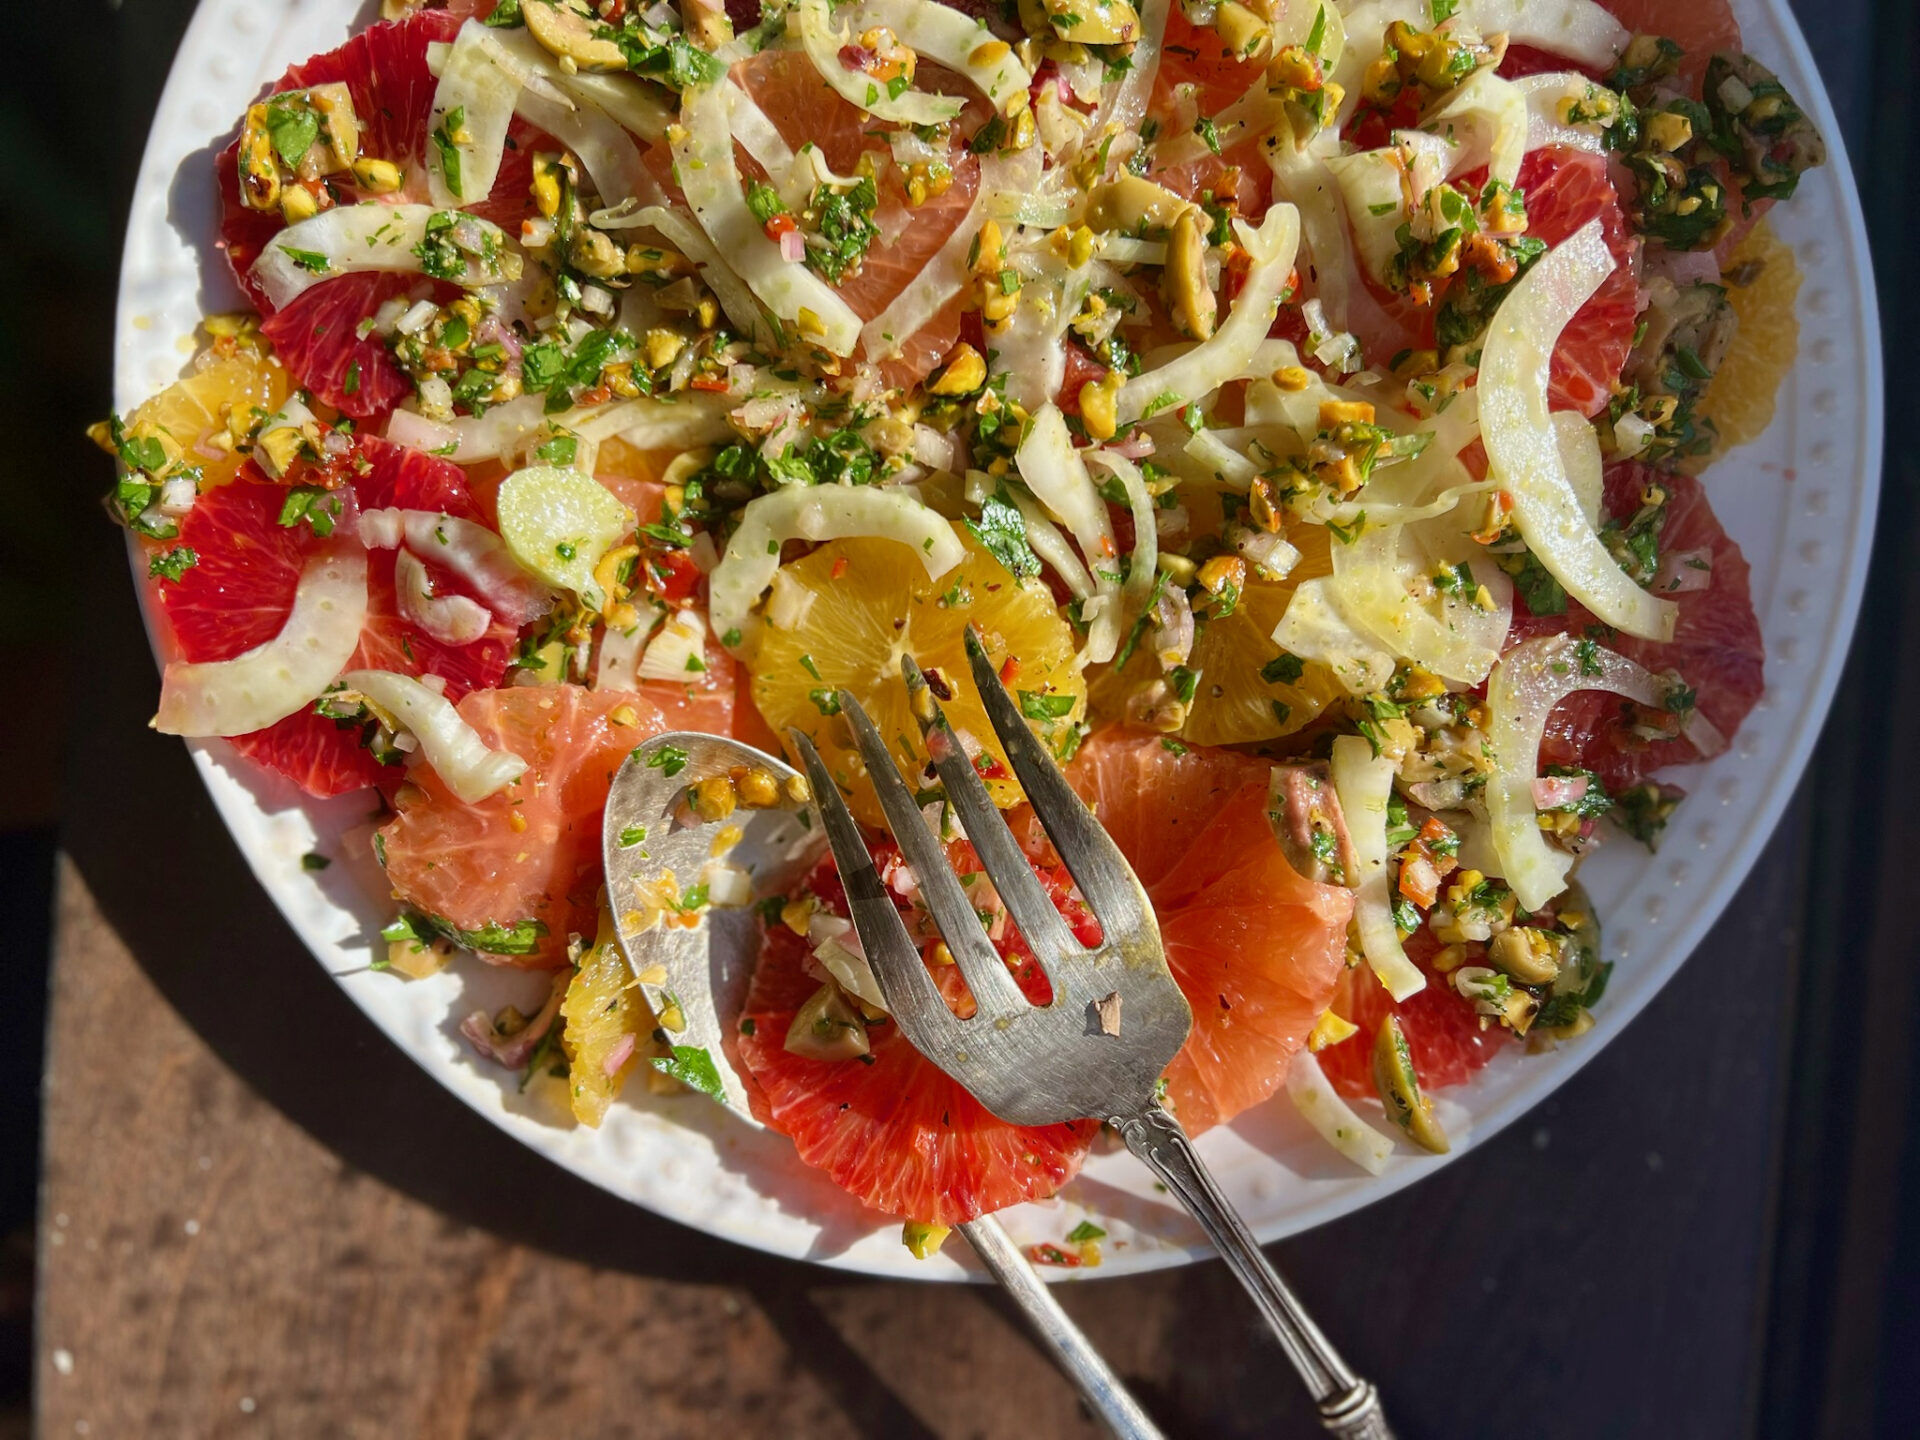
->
[1111,1106,1395,1439]
[958,1217,1167,1440]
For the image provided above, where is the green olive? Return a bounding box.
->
[784,982,871,1062]
[1372,1014,1450,1154]
[525,0,632,72]
[1164,208,1218,341]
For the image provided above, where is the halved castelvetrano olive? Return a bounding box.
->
[1372,1014,1450,1154]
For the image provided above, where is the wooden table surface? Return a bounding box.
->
[39,2,1898,1437]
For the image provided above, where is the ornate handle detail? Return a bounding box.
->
[958,1217,1167,1440]
[1110,1105,1396,1439]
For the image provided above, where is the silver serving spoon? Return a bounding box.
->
[603,732,1162,1440]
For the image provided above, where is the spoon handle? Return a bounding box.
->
[958,1217,1166,1440]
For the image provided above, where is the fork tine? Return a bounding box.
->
[837,692,1031,1018]
[962,628,1152,939]
[788,729,959,1052]
[901,656,1082,968]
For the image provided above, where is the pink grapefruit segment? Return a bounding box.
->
[736,853,1097,1226]
[378,686,667,967]
[1064,729,1353,1134]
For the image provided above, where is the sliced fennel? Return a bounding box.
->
[1485,635,1665,911]
[154,541,367,738]
[793,0,964,126]
[427,21,524,207]
[393,549,493,645]
[1480,220,1677,641]
[494,465,637,610]
[710,485,966,652]
[1337,0,1627,103]
[1324,147,1407,287]
[1287,1048,1397,1176]
[1117,203,1302,426]
[837,0,1033,114]
[1330,735,1427,1002]
[1271,578,1399,696]
[672,83,863,357]
[1017,404,1123,663]
[252,204,517,310]
[357,508,556,624]
[636,608,710,682]
[1423,70,1526,190]
[1513,72,1612,155]
[339,669,528,804]
[1553,409,1605,529]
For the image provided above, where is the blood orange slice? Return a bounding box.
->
[736,851,1098,1225]
[378,685,666,966]
[259,273,426,422]
[157,439,516,796]
[1514,463,1762,792]
[1518,149,1641,417]
[217,10,550,415]
[1064,729,1353,1134]
[1316,929,1506,1098]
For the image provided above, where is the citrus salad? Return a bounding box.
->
[106,0,1823,1254]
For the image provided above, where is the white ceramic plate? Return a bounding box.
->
[115,0,1881,1280]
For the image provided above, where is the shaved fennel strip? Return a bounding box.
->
[1117,204,1301,426]
[1093,0,1170,156]
[1424,70,1527,189]
[154,543,368,738]
[593,203,772,346]
[1480,221,1677,641]
[252,205,515,310]
[340,670,528,804]
[1513,72,1610,155]
[511,82,666,213]
[394,549,493,645]
[793,0,964,126]
[725,81,810,210]
[860,159,998,360]
[1017,405,1122,662]
[356,508,555,624]
[710,484,965,652]
[1084,449,1159,628]
[1287,1049,1396,1175]
[428,22,524,208]
[1485,636,1665,911]
[842,0,1034,113]
[673,84,863,356]
[1330,735,1427,1002]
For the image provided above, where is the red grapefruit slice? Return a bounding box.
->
[736,850,1098,1225]
[378,685,665,966]
[1316,929,1506,1098]
[1065,729,1354,1134]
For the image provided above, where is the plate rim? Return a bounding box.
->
[112,0,1882,1282]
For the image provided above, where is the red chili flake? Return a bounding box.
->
[579,384,613,406]
[1025,1243,1084,1268]
[763,211,798,243]
[973,752,1010,782]
[830,555,849,580]
[642,546,704,607]
[689,375,730,393]
[999,656,1020,684]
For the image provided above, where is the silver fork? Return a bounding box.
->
[601,732,1164,1440]
[791,626,1394,1439]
